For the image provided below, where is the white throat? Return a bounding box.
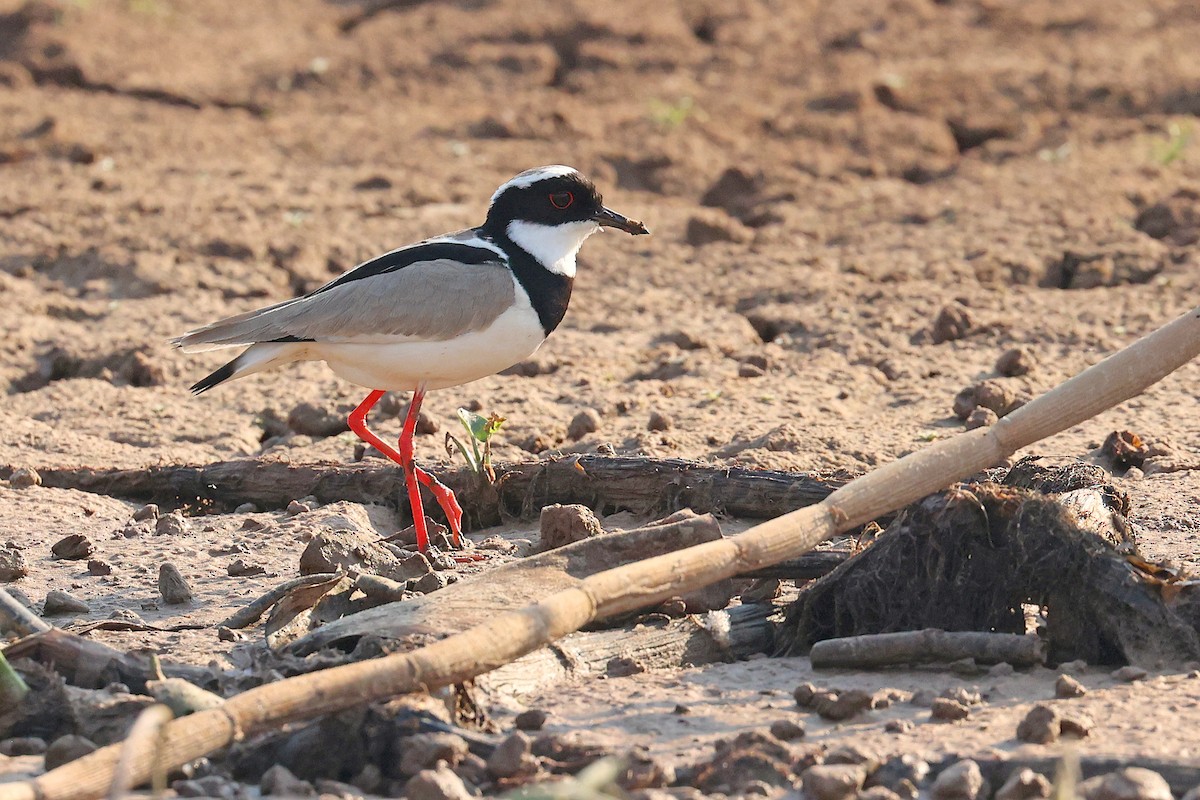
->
[506,220,599,277]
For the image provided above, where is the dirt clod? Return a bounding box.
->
[42,589,88,615]
[1112,665,1148,682]
[51,533,94,560]
[158,562,193,604]
[996,347,1034,377]
[539,503,604,550]
[932,760,987,800]
[8,467,41,489]
[647,410,673,431]
[397,732,469,777]
[155,511,192,537]
[132,504,159,521]
[965,407,998,430]
[995,768,1052,800]
[802,764,866,800]
[227,558,266,577]
[487,731,537,779]
[0,546,29,581]
[1016,704,1059,744]
[287,402,350,437]
[685,209,754,247]
[931,303,973,344]
[403,763,473,800]
[1055,674,1087,698]
[930,697,970,721]
[815,689,873,721]
[567,409,602,440]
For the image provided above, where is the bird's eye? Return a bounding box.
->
[549,191,574,210]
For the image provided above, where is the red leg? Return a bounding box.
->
[399,389,471,553]
[348,389,429,552]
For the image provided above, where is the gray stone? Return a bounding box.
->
[261,764,316,796]
[0,546,29,581]
[1079,768,1172,800]
[43,590,89,615]
[1016,704,1059,744]
[132,503,159,521]
[995,768,1052,800]
[932,760,986,800]
[52,533,94,560]
[8,467,41,489]
[566,408,602,440]
[43,735,97,770]
[158,562,193,604]
[1112,665,1148,682]
[515,709,548,731]
[1056,674,1087,698]
[931,698,971,722]
[403,763,472,800]
[0,737,46,756]
[155,511,191,537]
[487,730,536,779]
[397,732,469,777]
[801,764,865,800]
[768,719,805,741]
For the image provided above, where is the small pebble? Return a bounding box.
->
[158,562,193,604]
[931,303,973,344]
[87,559,112,576]
[930,697,970,721]
[51,534,94,560]
[768,719,805,741]
[801,764,866,800]
[227,558,265,577]
[0,737,47,756]
[988,662,1015,677]
[539,503,604,549]
[1058,659,1088,674]
[404,763,472,800]
[261,764,316,797]
[43,735,97,770]
[885,719,914,734]
[932,759,986,800]
[1060,712,1093,738]
[155,511,191,537]
[996,347,1033,377]
[965,407,998,430]
[415,411,439,435]
[738,363,765,378]
[995,768,1051,800]
[566,408,602,440]
[8,467,41,489]
[647,410,673,431]
[1016,704,1059,744]
[234,502,258,514]
[43,590,89,615]
[486,731,536,779]
[0,546,30,581]
[397,732,469,776]
[286,499,312,516]
[815,689,873,721]
[1055,674,1087,698]
[132,503,159,521]
[1112,665,1148,682]
[514,709,548,731]
[1079,768,1172,800]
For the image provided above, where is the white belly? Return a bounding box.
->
[313,303,547,391]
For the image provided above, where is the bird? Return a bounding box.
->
[173,165,649,554]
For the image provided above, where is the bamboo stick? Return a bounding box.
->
[4,305,1198,800]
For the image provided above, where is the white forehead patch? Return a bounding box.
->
[491,165,580,204]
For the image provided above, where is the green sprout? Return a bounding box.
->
[445,408,505,483]
[648,96,696,129]
[1151,121,1193,166]
[0,651,29,710]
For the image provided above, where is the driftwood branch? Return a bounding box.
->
[3,629,212,692]
[16,455,845,530]
[808,629,1045,669]
[478,603,776,701]
[218,573,342,630]
[4,305,1197,800]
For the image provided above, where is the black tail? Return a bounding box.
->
[190,356,240,394]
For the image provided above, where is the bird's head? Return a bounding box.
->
[484,165,648,276]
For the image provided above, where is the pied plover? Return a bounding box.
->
[174,165,649,552]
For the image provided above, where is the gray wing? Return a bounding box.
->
[174,258,517,351]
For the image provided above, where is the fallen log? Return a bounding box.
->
[809,629,1045,669]
[11,455,845,530]
[2,305,1196,800]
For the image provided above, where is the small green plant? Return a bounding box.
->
[648,96,696,128]
[1152,121,1193,166]
[445,408,505,483]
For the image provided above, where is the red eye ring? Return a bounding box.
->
[549,191,574,210]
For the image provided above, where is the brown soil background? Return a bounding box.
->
[1,0,1199,787]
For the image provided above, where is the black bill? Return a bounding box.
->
[593,206,650,235]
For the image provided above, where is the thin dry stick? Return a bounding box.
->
[107,704,173,800]
[5,305,1199,800]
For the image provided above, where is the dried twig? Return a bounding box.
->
[809,629,1046,669]
[218,573,342,630]
[4,306,1198,800]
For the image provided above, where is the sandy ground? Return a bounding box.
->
[2,0,1200,791]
